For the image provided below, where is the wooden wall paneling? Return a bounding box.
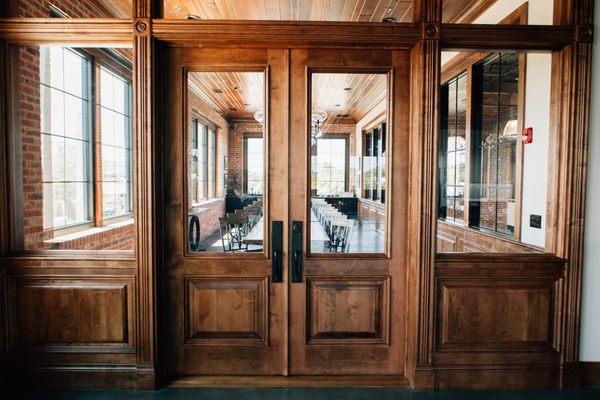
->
[433,253,565,389]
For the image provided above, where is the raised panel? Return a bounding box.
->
[184,277,268,345]
[437,232,457,252]
[437,279,555,352]
[306,277,389,344]
[7,277,131,348]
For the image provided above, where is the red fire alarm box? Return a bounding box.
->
[522,127,533,144]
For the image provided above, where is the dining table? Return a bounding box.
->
[243,209,330,246]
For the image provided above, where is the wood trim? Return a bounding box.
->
[167,375,409,387]
[0,19,133,46]
[581,362,600,388]
[133,33,156,382]
[1,44,23,253]
[152,20,423,48]
[441,24,574,50]
[406,38,440,390]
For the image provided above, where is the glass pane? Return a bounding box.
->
[437,50,552,253]
[10,1,132,17]
[310,72,388,254]
[442,0,556,25]
[163,0,413,22]
[186,71,265,253]
[14,45,134,252]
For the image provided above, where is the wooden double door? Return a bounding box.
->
[160,44,410,377]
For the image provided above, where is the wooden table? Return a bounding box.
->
[243,210,330,246]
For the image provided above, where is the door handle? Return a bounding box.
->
[271,221,283,283]
[291,221,303,283]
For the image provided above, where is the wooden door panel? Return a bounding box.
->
[307,277,389,344]
[185,277,268,345]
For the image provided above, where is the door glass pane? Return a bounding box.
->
[186,71,265,253]
[310,72,388,254]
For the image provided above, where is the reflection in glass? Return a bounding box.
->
[437,50,551,253]
[310,72,388,254]
[187,71,265,253]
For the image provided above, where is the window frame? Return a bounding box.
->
[243,133,264,196]
[312,134,348,197]
[190,114,218,204]
[361,121,387,204]
[40,46,95,236]
[94,60,134,227]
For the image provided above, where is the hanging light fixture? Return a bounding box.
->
[254,110,264,126]
[311,109,328,142]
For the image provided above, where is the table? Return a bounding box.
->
[243,210,330,246]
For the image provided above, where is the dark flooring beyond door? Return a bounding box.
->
[13,388,600,400]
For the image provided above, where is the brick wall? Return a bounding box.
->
[18,0,134,250]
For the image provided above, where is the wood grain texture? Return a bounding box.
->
[184,277,268,345]
[162,0,414,22]
[307,277,389,344]
[8,279,130,346]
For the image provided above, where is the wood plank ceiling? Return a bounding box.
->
[164,0,413,21]
[189,71,386,122]
[93,0,491,23]
[188,72,265,120]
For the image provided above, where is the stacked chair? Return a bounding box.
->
[218,200,263,252]
[311,199,354,253]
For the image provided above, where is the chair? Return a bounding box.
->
[218,213,249,252]
[328,218,354,253]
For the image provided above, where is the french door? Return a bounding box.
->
[159,44,409,377]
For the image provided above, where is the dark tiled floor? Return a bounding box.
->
[11,388,600,400]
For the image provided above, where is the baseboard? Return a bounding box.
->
[0,365,156,390]
[581,362,600,388]
[432,365,559,390]
[166,375,409,387]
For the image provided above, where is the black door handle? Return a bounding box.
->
[291,221,303,283]
[271,221,283,283]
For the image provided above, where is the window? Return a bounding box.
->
[362,123,386,203]
[191,118,217,202]
[40,47,92,230]
[470,53,519,236]
[439,72,467,223]
[208,128,216,198]
[39,46,132,238]
[314,137,346,196]
[99,67,132,219]
[244,136,263,195]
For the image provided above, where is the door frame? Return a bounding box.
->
[154,29,419,380]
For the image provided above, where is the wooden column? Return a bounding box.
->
[133,0,159,390]
[406,0,441,390]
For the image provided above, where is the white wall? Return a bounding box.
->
[580,1,600,362]
[520,54,551,247]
